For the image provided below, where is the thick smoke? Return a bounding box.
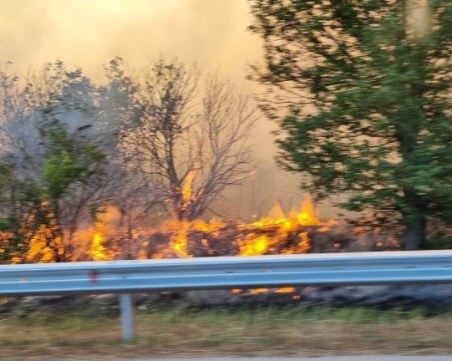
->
[0,0,316,219]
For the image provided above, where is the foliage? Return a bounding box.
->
[423,232,452,250]
[42,125,106,201]
[0,57,258,261]
[116,57,257,221]
[0,62,108,262]
[249,0,452,249]
[33,122,107,262]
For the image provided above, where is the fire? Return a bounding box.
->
[2,195,330,297]
[145,198,319,259]
[88,207,115,261]
[294,199,320,225]
[239,235,269,256]
[26,224,62,263]
[181,171,195,209]
[70,206,117,261]
[235,199,317,257]
[90,232,108,261]
[2,197,327,265]
[163,220,191,258]
[0,143,327,265]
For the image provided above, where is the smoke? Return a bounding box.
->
[0,0,262,80]
[0,0,316,219]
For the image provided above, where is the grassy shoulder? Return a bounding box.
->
[1,306,452,360]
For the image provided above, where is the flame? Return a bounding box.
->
[239,235,269,256]
[70,206,118,261]
[180,171,195,211]
[167,220,191,258]
[294,199,320,225]
[26,224,61,263]
[90,232,108,261]
[236,199,318,257]
[143,198,320,261]
[5,198,326,269]
[2,197,330,298]
[275,287,296,293]
[231,287,297,295]
[93,198,320,260]
[88,207,116,261]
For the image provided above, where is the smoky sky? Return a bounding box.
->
[0,0,272,151]
[0,0,262,79]
[0,0,317,217]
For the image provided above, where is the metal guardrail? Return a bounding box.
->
[1,250,452,341]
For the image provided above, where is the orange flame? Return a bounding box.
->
[26,225,60,263]
[182,172,195,206]
[90,232,109,261]
[236,199,318,257]
[10,197,326,268]
[3,197,329,298]
[88,207,115,261]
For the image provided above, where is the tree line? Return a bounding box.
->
[1,0,450,262]
[0,58,258,262]
[249,0,451,250]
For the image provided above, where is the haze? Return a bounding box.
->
[0,0,261,79]
[0,0,322,218]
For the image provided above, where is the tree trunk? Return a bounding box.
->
[403,211,426,250]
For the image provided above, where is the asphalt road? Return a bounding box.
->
[128,357,452,361]
[8,356,452,361]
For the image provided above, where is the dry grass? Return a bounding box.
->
[1,306,452,360]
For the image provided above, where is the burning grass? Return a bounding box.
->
[2,196,399,265]
[1,306,452,360]
[2,199,333,263]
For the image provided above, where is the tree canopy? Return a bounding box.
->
[249,0,452,249]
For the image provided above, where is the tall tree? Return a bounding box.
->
[249,0,451,249]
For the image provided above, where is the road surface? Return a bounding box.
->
[6,356,452,361]
[126,357,452,361]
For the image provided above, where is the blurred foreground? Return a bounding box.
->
[1,306,452,360]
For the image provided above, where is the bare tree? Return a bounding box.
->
[120,58,258,221]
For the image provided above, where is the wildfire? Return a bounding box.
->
[181,171,195,210]
[235,200,317,257]
[88,207,115,261]
[3,194,328,265]
[3,194,331,296]
[163,220,191,258]
[143,198,321,259]
[133,172,325,260]
[90,232,108,261]
[239,235,269,256]
[26,224,62,263]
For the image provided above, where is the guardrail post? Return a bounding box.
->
[119,293,134,342]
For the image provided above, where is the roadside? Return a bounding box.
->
[127,358,452,361]
[4,356,452,361]
[2,307,452,359]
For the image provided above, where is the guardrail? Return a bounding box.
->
[1,251,452,341]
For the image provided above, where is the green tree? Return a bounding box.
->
[0,62,108,262]
[249,0,451,249]
[39,122,106,261]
